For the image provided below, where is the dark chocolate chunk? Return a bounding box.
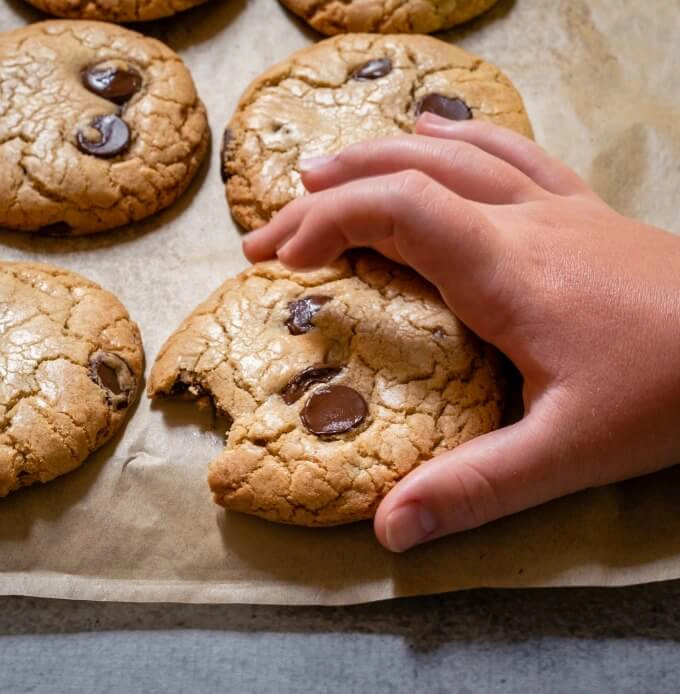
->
[170,373,207,399]
[220,128,233,183]
[281,365,342,404]
[38,222,72,236]
[82,64,142,104]
[96,362,124,394]
[301,385,367,436]
[286,295,331,335]
[89,351,136,410]
[416,94,472,121]
[353,58,392,81]
[77,114,130,158]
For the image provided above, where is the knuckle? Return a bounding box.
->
[451,462,505,530]
[438,139,474,169]
[395,169,435,198]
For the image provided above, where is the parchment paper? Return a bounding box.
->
[1,0,679,605]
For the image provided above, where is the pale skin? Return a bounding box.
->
[243,112,680,553]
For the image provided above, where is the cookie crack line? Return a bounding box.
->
[0,21,209,234]
[224,34,533,230]
[149,253,505,526]
[0,261,144,498]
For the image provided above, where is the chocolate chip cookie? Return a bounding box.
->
[0,21,209,235]
[148,252,504,526]
[222,34,532,230]
[0,262,144,498]
[22,0,208,22]
[280,0,498,35]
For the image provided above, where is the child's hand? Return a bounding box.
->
[243,113,680,553]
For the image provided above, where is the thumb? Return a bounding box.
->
[374,412,567,552]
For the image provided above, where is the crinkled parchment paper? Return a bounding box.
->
[1,0,680,604]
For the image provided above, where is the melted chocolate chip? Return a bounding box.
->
[220,129,233,183]
[82,64,142,105]
[353,58,392,81]
[301,385,367,436]
[281,365,342,404]
[97,362,123,394]
[38,222,72,236]
[416,94,472,121]
[170,374,207,399]
[77,114,130,158]
[286,295,331,335]
[89,352,136,410]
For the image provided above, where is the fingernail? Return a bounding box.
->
[243,223,268,245]
[384,503,437,553]
[417,112,454,127]
[299,154,335,172]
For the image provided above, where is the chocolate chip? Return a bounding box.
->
[286,295,331,335]
[220,128,233,183]
[416,94,472,121]
[353,58,392,81]
[89,351,136,410]
[77,114,130,158]
[170,372,207,399]
[281,365,342,404]
[38,222,72,236]
[82,63,142,105]
[301,385,367,436]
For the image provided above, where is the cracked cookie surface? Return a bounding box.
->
[280,0,498,35]
[148,252,504,526]
[223,33,532,230]
[0,261,144,498]
[0,21,209,235]
[22,0,208,23]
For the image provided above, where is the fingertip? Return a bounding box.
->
[374,500,438,553]
[298,154,336,172]
[242,226,272,262]
[415,112,465,135]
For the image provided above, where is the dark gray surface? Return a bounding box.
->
[1,583,680,694]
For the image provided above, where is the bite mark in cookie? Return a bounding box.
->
[148,251,505,526]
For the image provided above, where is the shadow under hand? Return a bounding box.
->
[218,510,392,592]
[390,464,680,603]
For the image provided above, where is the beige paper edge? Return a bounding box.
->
[1,0,680,605]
